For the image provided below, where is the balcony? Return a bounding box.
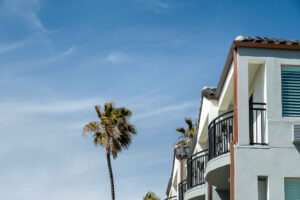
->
[208,110,234,160]
[184,150,208,200]
[205,111,233,190]
[187,150,208,189]
[178,180,187,200]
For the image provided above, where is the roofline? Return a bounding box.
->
[215,40,300,98]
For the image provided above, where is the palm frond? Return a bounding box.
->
[104,102,114,117]
[178,139,188,146]
[143,191,160,200]
[93,132,106,146]
[111,138,122,159]
[82,121,101,136]
[185,117,193,130]
[176,127,186,134]
[94,105,102,119]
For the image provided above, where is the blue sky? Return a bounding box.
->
[0,0,300,199]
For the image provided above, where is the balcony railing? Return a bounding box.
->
[249,102,267,145]
[178,180,187,200]
[187,150,208,190]
[208,111,234,160]
[164,196,177,200]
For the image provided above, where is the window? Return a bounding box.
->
[281,66,300,117]
[258,176,268,200]
[285,178,300,200]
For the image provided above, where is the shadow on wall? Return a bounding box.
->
[294,144,300,154]
[214,189,230,200]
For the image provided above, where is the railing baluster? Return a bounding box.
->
[249,102,267,145]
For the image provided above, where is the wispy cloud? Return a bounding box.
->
[35,46,76,65]
[132,0,169,12]
[0,40,29,53]
[134,101,198,119]
[157,1,169,9]
[0,97,101,115]
[103,52,129,63]
[1,0,47,32]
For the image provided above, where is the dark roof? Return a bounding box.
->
[235,36,300,45]
[174,145,189,158]
[166,145,189,196]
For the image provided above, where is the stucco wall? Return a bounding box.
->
[235,47,300,200]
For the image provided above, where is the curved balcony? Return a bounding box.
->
[184,150,208,200]
[187,150,208,189]
[178,180,187,200]
[208,110,234,160]
[205,111,233,190]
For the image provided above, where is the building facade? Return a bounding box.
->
[165,36,300,200]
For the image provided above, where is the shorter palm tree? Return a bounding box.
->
[175,117,197,145]
[143,191,160,200]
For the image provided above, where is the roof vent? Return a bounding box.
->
[235,35,244,41]
[293,124,300,143]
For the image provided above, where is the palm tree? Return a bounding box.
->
[82,102,137,200]
[143,191,160,200]
[175,117,197,145]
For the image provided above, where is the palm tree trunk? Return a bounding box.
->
[106,152,115,200]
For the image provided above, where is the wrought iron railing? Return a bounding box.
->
[178,180,187,200]
[249,102,267,145]
[187,149,208,190]
[208,111,234,160]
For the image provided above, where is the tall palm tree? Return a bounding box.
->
[82,102,137,200]
[175,117,197,145]
[143,191,160,200]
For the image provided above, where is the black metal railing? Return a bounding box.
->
[249,102,267,145]
[178,180,187,200]
[187,150,208,190]
[208,111,234,160]
[164,196,177,200]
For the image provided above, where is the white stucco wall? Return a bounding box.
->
[194,98,220,154]
[235,47,300,200]
[168,156,188,198]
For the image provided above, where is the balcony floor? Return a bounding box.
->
[205,152,230,190]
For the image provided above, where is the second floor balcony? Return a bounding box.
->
[208,110,234,160]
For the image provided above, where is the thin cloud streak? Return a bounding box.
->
[101,52,130,63]
[0,40,29,53]
[134,101,198,119]
[157,1,169,9]
[0,97,102,115]
[1,0,47,32]
[35,46,76,65]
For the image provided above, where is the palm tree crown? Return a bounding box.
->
[175,117,197,145]
[143,191,160,200]
[82,102,137,158]
[82,102,136,200]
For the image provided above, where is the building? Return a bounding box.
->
[165,36,300,200]
[166,145,189,200]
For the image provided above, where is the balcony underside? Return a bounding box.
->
[205,153,230,190]
[184,184,206,200]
